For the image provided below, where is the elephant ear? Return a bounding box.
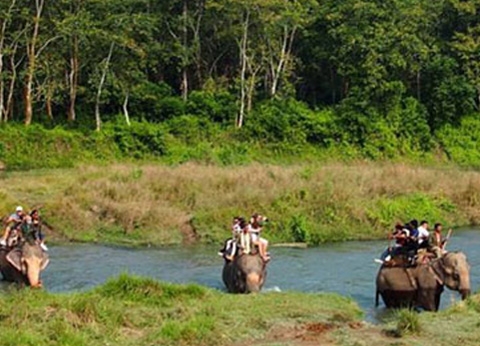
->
[6,249,23,272]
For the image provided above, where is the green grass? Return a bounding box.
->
[0,274,362,346]
[1,275,479,346]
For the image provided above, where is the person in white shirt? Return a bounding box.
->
[248,213,270,262]
[417,220,430,247]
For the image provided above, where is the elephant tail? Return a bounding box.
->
[375,290,379,307]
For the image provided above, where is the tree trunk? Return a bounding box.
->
[268,26,296,98]
[330,67,336,104]
[5,43,19,122]
[123,92,131,126]
[237,10,249,128]
[181,0,188,101]
[192,0,204,88]
[45,92,53,120]
[95,42,114,132]
[246,66,260,114]
[24,0,45,126]
[68,35,79,122]
[0,0,17,122]
[416,69,421,101]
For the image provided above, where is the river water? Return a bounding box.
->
[3,230,480,322]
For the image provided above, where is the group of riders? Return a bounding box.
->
[0,206,48,252]
[217,215,451,266]
[218,213,270,262]
[379,219,450,266]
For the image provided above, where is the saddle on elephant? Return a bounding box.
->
[382,249,438,268]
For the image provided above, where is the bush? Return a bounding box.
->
[129,81,173,121]
[289,215,311,243]
[0,124,108,170]
[245,99,335,145]
[186,90,237,124]
[106,121,167,158]
[165,115,220,145]
[435,115,480,167]
[336,91,432,159]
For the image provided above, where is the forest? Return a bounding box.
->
[1,0,480,168]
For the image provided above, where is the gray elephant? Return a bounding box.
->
[222,253,267,293]
[376,251,470,311]
[0,241,49,288]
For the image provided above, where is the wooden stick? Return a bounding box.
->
[442,228,453,250]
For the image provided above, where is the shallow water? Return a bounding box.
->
[3,229,480,322]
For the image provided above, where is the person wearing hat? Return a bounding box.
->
[0,206,25,246]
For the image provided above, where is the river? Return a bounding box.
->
[4,229,480,322]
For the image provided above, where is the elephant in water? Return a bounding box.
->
[0,241,49,288]
[222,253,267,293]
[376,251,470,311]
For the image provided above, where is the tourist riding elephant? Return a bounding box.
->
[0,241,49,288]
[222,253,267,293]
[376,252,470,311]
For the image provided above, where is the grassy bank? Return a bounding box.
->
[0,274,362,346]
[1,162,479,246]
[0,275,479,346]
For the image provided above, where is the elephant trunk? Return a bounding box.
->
[25,259,42,288]
[459,268,470,300]
[460,289,471,300]
[246,272,261,293]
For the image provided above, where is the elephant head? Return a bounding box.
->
[222,253,267,293]
[437,252,470,299]
[6,241,49,287]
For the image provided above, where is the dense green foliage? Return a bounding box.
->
[0,0,480,167]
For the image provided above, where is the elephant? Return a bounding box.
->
[376,251,470,311]
[222,253,267,293]
[0,240,49,288]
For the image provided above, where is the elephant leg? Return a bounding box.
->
[434,286,444,311]
[416,289,438,311]
[381,290,416,308]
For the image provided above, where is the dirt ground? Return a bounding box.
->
[244,321,406,346]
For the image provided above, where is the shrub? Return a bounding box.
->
[435,115,480,167]
[245,99,335,145]
[165,115,220,145]
[155,96,186,121]
[289,215,311,243]
[106,121,167,158]
[129,81,173,121]
[186,90,237,124]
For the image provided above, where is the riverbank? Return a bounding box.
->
[0,274,478,345]
[1,162,479,246]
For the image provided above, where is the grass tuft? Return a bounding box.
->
[392,309,422,337]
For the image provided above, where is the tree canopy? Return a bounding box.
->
[0,0,479,161]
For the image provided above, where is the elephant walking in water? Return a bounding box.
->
[376,252,470,311]
[0,240,49,288]
[222,253,267,293]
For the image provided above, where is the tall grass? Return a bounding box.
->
[393,309,422,336]
[1,162,480,246]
